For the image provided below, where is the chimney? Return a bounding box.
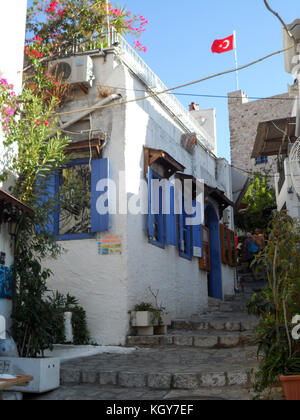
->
[189,102,200,111]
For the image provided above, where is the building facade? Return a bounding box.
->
[0,0,28,331]
[274,19,300,218]
[43,35,239,346]
[228,90,294,175]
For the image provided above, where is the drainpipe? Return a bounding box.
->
[50,93,122,137]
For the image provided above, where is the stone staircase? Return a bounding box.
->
[59,283,261,399]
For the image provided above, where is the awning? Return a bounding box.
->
[144,147,185,178]
[0,189,34,223]
[251,117,296,158]
[175,173,234,213]
[205,185,234,211]
[231,166,249,211]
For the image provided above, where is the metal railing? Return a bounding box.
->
[76,31,215,153]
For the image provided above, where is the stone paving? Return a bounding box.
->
[25,385,254,401]
[27,274,266,400]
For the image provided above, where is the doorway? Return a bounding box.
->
[205,202,223,300]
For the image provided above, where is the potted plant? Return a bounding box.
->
[130,289,171,336]
[248,212,300,400]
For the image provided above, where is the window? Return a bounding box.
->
[39,158,110,240]
[147,167,165,249]
[147,168,179,249]
[255,156,268,165]
[220,224,237,267]
[179,207,193,260]
[58,162,91,236]
[179,198,202,261]
[199,226,210,272]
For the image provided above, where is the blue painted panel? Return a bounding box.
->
[0,266,12,299]
[36,173,58,235]
[147,167,154,239]
[165,184,177,246]
[205,203,223,300]
[192,200,203,257]
[91,158,110,233]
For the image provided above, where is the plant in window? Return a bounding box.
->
[59,164,91,235]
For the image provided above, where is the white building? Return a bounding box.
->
[252,20,300,218]
[42,34,242,346]
[0,1,28,332]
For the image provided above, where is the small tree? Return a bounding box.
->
[248,212,300,394]
[0,0,148,356]
[235,171,276,233]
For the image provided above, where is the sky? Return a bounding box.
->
[27,0,297,161]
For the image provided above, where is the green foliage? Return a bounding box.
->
[26,0,148,54]
[249,211,300,394]
[236,171,276,233]
[48,292,90,346]
[132,302,165,325]
[0,0,145,357]
[13,280,90,357]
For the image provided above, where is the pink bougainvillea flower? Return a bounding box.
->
[46,1,59,13]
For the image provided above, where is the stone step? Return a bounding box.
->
[127,331,255,349]
[24,384,258,400]
[60,346,258,391]
[172,315,258,332]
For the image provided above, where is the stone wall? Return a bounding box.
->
[228,90,294,176]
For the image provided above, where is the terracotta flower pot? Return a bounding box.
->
[280,375,300,400]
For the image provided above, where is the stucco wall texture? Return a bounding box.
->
[46,51,235,346]
[228,90,294,175]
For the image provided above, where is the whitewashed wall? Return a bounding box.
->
[275,159,300,219]
[46,50,235,344]
[0,0,27,331]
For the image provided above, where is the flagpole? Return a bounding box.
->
[233,30,239,90]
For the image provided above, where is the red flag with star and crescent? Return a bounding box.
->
[211,35,234,54]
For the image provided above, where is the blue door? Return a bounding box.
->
[205,203,223,300]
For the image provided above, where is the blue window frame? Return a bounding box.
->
[179,198,203,261]
[38,158,110,241]
[255,156,268,165]
[147,167,165,249]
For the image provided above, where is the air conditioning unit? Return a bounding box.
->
[47,55,94,87]
[283,19,300,74]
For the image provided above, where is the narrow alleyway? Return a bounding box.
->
[25,271,267,401]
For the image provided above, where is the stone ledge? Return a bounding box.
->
[60,368,253,390]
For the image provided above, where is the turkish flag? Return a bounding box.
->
[211,35,234,54]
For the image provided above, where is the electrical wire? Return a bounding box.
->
[96,84,299,101]
[53,44,296,118]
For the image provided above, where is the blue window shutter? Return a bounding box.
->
[165,184,177,246]
[91,158,110,233]
[177,191,185,252]
[192,200,203,258]
[147,167,154,239]
[36,173,58,235]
